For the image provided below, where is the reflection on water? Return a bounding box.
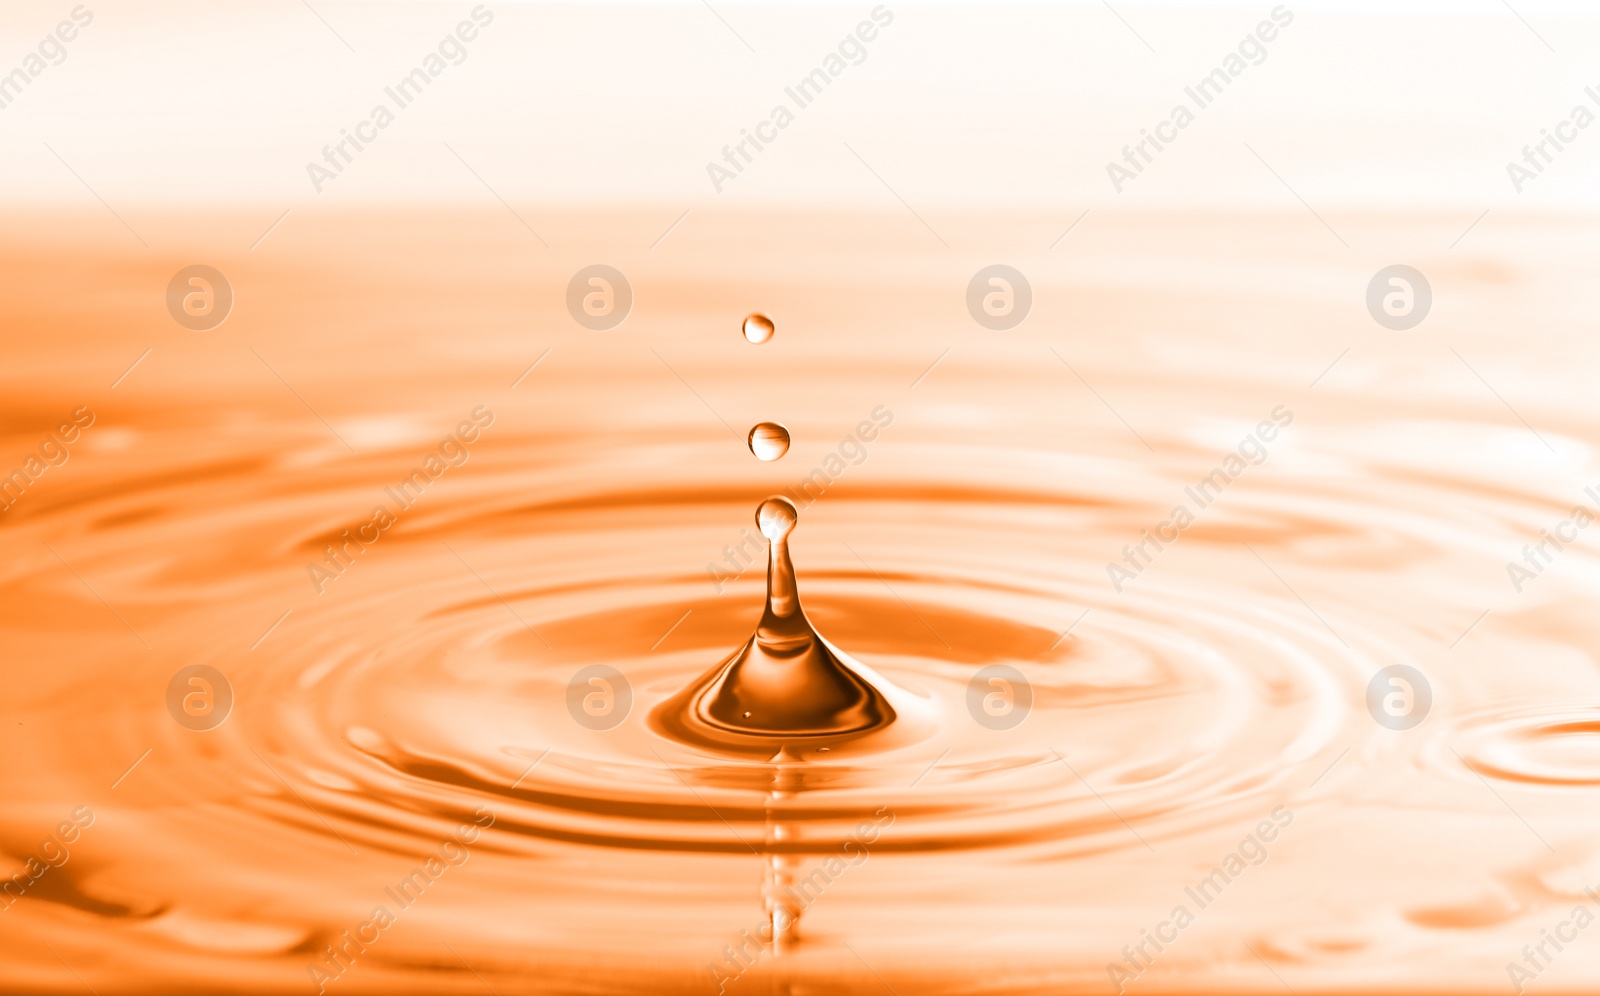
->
[2,210,1600,993]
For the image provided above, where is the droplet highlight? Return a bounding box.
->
[748,422,790,462]
[742,313,775,344]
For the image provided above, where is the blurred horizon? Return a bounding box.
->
[1,1,1598,210]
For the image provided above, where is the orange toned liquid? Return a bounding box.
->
[2,208,1598,994]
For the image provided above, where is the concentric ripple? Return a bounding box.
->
[111,466,1391,863]
[7,271,1600,992]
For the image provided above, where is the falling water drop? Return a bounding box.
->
[742,313,775,344]
[748,422,791,462]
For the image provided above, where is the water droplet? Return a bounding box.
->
[743,313,775,344]
[756,496,797,541]
[748,422,790,462]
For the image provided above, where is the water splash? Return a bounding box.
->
[15,212,1592,994]
[654,497,931,755]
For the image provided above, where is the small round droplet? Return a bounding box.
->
[756,496,798,543]
[742,313,775,344]
[748,422,790,462]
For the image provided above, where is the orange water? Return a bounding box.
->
[3,208,1600,993]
